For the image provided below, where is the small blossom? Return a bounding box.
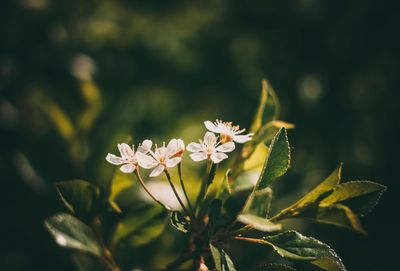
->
[105,139,152,173]
[187,132,235,164]
[204,119,253,144]
[136,138,183,177]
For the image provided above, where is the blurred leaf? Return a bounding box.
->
[56,180,100,221]
[44,213,102,257]
[256,121,295,144]
[255,128,290,190]
[78,80,102,133]
[35,93,76,142]
[216,169,232,202]
[112,205,167,247]
[209,199,222,232]
[256,263,296,271]
[108,170,135,213]
[237,214,281,232]
[243,143,269,172]
[250,79,269,133]
[262,79,280,124]
[210,243,237,271]
[242,188,272,217]
[320,181,386,216]
[170,211,190,233]
[72,252,105,271]
[261,231,346,271]
[232,171,260,192]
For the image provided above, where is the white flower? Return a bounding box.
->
[204,119,253,144]
[136,138,183,177]
[105,139,152,173]
[187,132,235,164]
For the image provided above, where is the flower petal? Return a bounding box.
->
[166,139,178,157]
[105,153,125,165]
[210,152,228,164]
[120,163,135,173]
[216,142,235,153]
[118,143,134,159]
[187,142,202,152]
[166,157,181,168]
[137,139,152,153]
[136,152,158,169]
[150,164,165,177]
[203,132,217,146]
[204,120,221,133]
[233,134,253,143]
[177,139,185,151]
[190,152,208,162]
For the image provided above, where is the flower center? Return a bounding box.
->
[220,133,233,143]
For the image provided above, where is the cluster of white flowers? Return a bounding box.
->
[106,120,253,176]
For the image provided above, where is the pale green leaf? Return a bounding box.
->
[237,214,282,232]
[45,213,102,257]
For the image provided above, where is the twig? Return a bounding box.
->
[165,170,191,218]
[135,169,172,211]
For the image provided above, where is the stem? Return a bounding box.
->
[194,162,217,216]
[164,170,191,217]
[178,163,194,215]
[134,169,172,211]
[93,217,120,271]
[215,225,253,240]
[234,236,267,245]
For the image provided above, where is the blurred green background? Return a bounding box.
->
[1,0,399,270]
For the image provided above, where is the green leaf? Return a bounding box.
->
[44,213,102,257]
[255,128,290,190]
[170,211,190,233]
[242,188,272,217]
[320,181,386,216]
[237,214,282,232]
[256,263,296,271]
[295,204,366,234]
[274,164,342,219]
[56,180,100,221]
[112,205,167,247]
[210,243,237,271]
[262,231,346,271]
